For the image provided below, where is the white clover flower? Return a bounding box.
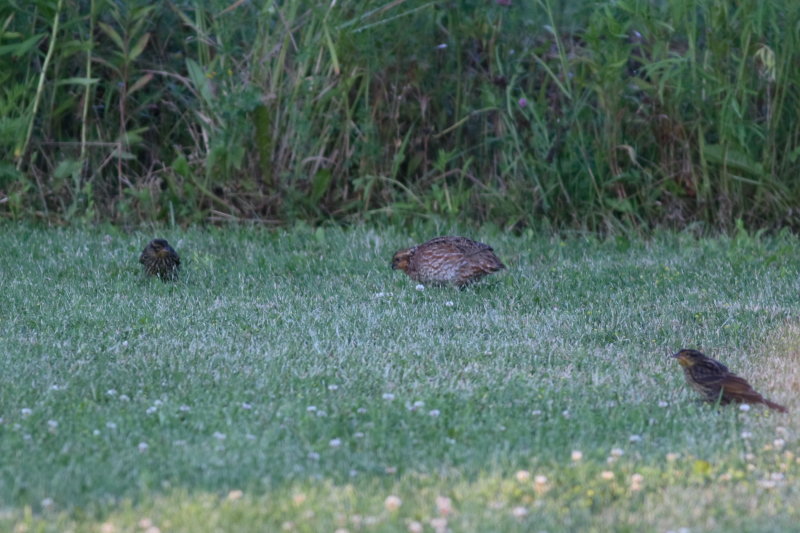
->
[47,420,58,430]
[20,408,32,417]
[413,400,425,409]
[138,442,149,452]
[741,431,752,439]
[328,384,339,391]
[515,470,531,482]
[531,410,542,416]
[41,498,53,509]
[119,394,130,401]
[382,393,395,401]
[146,406,157,415]
[106,422,117,429]
[658,401,669,408]
[179,405,191,412]
[428,409,441,417]
[107,389,117,397]
[153,400,163,407]
[435,495,452,516]
[329,438,342,448]
[241,402,253,410]
[601,471,614,480]
[511,506,528,518]
[629,434,642,443]
[384,495,402,511]
[534,475,548,485]
[92,429,101,436]
[356,407,367,414]
[739,404,751,412]
[415,284,425,291]
[306,405,317,412]
[445,301,454,307]
[430,517,448,533]
[354,432,365,439]
[571,450,583,462]
[408,520,424,533]
[316,410,327,417]
[307,452,320,461]
[610,448,624,457]
[774,438,786,450]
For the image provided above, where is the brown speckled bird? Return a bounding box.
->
[391,236,505,287]
[672,349,787,412]
[139,238,180,281]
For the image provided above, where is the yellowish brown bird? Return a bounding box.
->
[672,349,787,412]
[391,236,505,287]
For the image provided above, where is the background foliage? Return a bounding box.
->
[2,0,800,230]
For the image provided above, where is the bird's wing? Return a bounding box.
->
[719,374,766,403]
[689,360,728,385]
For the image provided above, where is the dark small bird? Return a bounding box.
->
[139,238,180,281]
[391,236,505,287]
[672,349,787,413]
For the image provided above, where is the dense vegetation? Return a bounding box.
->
[3,0,800,230]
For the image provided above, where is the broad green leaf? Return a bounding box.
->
[129,32,150,62]
[97,22,124,52]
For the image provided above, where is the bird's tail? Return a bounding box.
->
[764,399,788,413]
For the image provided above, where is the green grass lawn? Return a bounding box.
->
[2,225,800,532]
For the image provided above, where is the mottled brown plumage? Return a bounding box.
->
[139,238,180,281]
[672,349,787,412]
[391,236,505,287]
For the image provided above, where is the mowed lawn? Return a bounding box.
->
[2,226,800,532]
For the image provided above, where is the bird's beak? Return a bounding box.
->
[670,352,681,359]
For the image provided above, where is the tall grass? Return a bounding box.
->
[2,0,800,230]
